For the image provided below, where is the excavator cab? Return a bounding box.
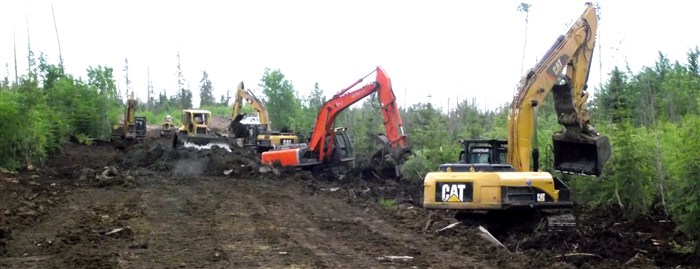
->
[134,117,147,138]
[460,139,508,165]
[438,139,515,173]
[329,127,354,164]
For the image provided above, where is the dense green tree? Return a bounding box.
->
[596,66,632,123]
[258,68,303,131]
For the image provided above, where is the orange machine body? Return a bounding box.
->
[261,148,302,166]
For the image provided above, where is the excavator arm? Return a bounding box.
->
[260,66,410,179]
[231,81,271,126]
[309,66,409,163]
[116,91,137,137]
[508,2,610,176]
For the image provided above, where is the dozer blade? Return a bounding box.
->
[552,132,611,176]
[181,141,232,152]
[175,134,233,152]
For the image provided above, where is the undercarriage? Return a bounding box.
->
[454,209,577,234]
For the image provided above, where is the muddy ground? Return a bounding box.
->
[0,130,698,268]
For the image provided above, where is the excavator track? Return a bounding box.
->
[545,213,577,232]
[455,210,577,234]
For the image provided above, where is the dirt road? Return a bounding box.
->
[0,137,697,269]
[0,175,484,268]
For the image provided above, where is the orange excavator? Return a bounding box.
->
[260,66,412,178]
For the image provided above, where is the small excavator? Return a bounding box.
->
[172,109,233,151]
[423,2,611,232]
[260,66,412,179]
[159,115,176,137]
[111,91,147,148]
[228,81,301,152]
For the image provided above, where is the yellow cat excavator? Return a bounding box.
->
[228,81,301,152]
[423,2,611,232]
[111,91,147,148]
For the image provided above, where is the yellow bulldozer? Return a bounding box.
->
[159,115,176,137]
[228,81,302,152]
[111,91,147,148]
[171,109,233,151]
[422,2,611,232]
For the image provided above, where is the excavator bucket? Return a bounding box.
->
[233,114,245,122]
[368,134,411,179]
[228,119,249,139]
[552,132,611,176]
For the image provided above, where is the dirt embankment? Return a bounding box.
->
[0,137,697,268]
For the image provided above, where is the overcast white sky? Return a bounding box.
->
[1,0,699,112]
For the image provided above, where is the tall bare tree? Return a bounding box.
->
[517,2,532,75]
[50,1,63,68]
[123,58,131,100]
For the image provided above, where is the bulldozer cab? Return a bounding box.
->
[182,109,212,136]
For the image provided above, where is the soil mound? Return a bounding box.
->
[121,140,266,178]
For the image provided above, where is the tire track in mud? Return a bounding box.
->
[240,182,379,268]
[127,180,230,268]
[241,179,492,269]
[128,178,336,268]
[285,181,491,269]
[0,188,143,269]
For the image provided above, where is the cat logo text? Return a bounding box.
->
[441,183,467,202]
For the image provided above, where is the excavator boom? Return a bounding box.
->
[308,67,408,162]
[111,91,146,148]
[509,2,610,176]
[228,81,302,151]
[261,66,411,178]
[231,81,270,127]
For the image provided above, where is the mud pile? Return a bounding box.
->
[121,141,267,178]
[511,208,699,267]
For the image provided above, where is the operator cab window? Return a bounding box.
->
[193,113,207,124]
[184,112,191,124]
[498,151,508,164]
[470,148,491,164]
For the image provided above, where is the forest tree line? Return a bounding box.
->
[1,48,699,245]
